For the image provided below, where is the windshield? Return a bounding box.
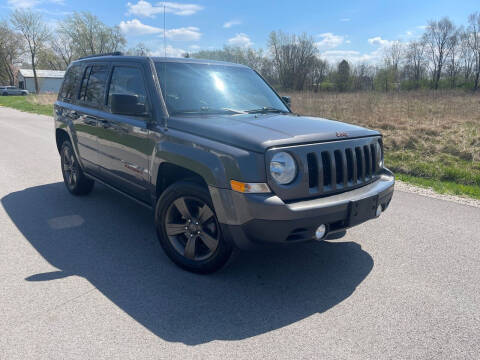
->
[154,62,289,115]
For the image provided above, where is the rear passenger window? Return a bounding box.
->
[59,65,82,101]
[108,67,148,108]
[78,64,109,108]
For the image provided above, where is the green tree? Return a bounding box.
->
[11,9,50,93]
[374,68,396,92]
[335,59,351,92]
[58,12,126,58]
[0,21,24,85]
[422,17,458,90]
[126,42,151,56]
[268,31,318,90]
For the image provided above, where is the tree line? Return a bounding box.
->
[191,13,480,92]
[0,10,127,93]
[1,9,479,93]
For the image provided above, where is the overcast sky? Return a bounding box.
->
[2,0,479,62]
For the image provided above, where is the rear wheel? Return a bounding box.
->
[155,181,233,273]
[60,141,94,196]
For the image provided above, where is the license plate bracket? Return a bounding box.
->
[348,195,379,227]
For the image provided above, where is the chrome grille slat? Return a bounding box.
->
[340,150,348,187]
[329,151,336,191]
[317,154,324,192]
[364,145,371,179]
[348,148,357,184]
[370,143,377,173]
[356,146,366,182]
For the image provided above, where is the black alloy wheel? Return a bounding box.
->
[60,141,94,195]
[62,144,80,190]
[165,196,219,261]
[155,181,233,273]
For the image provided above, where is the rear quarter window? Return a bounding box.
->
[59,65,82,102]
[78,64,109,108]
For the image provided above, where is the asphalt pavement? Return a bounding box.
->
[1,106,479,359]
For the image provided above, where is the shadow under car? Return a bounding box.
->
[1,182,373,345]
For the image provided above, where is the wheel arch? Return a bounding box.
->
[55,128,71,153]
[155,162,209,199]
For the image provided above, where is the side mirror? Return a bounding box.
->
[110,94,148,116]
[282,96,291,106]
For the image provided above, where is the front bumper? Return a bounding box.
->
[209,169,395,249]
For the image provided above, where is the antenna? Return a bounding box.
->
[163,4,166,57]
[162,3,168,129]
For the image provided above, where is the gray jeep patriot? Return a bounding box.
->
[54,53,394,273]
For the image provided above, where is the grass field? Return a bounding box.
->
[287,90,480,199]
[1,91,479,199]
[0,94,55,116]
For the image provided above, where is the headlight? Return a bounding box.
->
[270,152,297,184]
[376,142,383,168]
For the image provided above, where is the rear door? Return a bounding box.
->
[95,63,156,202]
[71,63,110,173]
[55,63,83,161]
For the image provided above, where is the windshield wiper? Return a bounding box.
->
[245,107,289,114]
[222,107,247,114]
[172,108,245,115]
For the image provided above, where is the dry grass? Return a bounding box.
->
[286,90,480,191]
[287,90,480,162]
[26,93,57,106]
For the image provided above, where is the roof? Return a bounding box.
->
[18,69,65,79]
[151,57,248,68]
[72,55,248,68]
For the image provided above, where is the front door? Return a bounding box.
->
[96,64,156,202]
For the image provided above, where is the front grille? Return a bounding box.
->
[267,137,383,201]
[307,142,379,193]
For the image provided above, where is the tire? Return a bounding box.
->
[155,181,233,274]
[60,140,94,196]
[2,92,8,96]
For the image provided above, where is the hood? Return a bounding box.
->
[168,113,380,152]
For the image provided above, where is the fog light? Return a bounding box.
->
[376,204,382,217]
[315,224,327,240]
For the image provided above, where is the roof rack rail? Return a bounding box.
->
[77,52,124,60]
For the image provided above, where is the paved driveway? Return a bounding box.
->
[1,107,479,359]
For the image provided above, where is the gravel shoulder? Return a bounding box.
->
[395,180,480,208]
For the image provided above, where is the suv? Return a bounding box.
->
[54,54,394,273]
[0,86,28,96]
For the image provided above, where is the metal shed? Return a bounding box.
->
[17,69,65,94]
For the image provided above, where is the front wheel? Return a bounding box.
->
[155,181,233,273]
[60,141,94,195]
[2,92,7,96]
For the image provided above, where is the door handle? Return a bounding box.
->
[83,116,98,126]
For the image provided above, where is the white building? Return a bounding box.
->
[17,69,65,94]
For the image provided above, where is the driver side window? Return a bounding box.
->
[108,66,148,111]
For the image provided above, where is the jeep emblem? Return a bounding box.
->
[336,132,348,137]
